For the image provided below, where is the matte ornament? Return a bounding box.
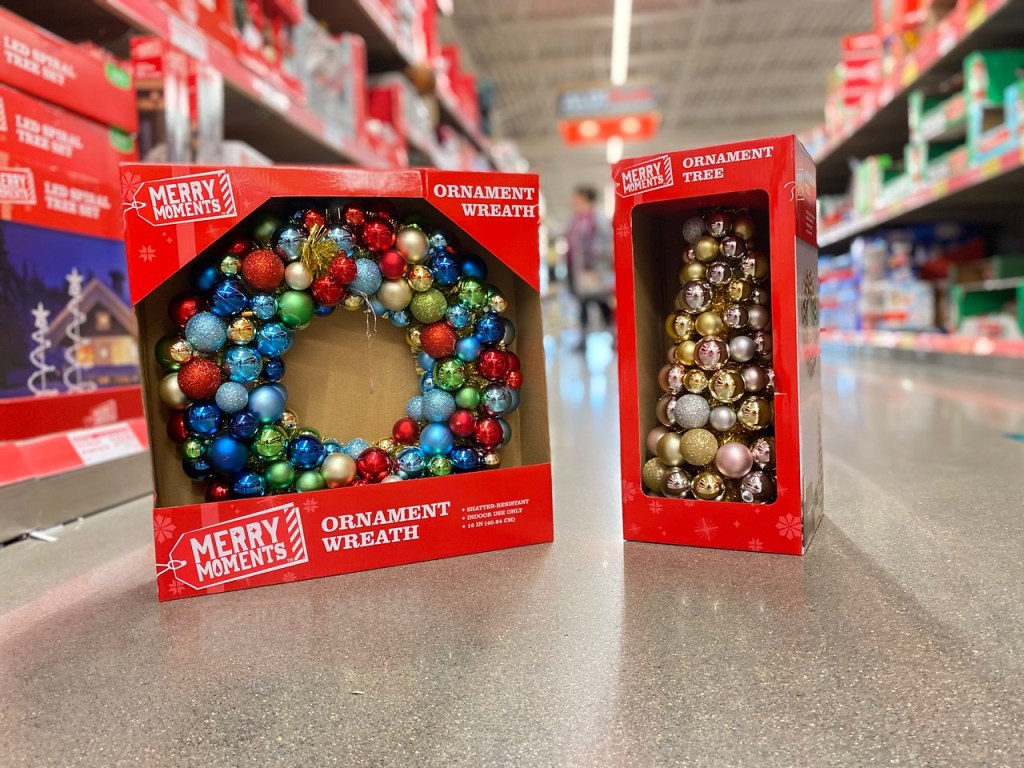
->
[421,423,456,456]
[285,261,314,291]
[692,470,725,500]
[159,373,190,409]
[679,428,718,467]
[396,227,430,264]
[656,431,684,467]
[378,278,413,312]
[675,341,696,366]
[449,409,477,438]
[729,335,757,363]
[646,426,670,455]
[167,412,188,443]
[732,214,755,240]
[206,436,249,475]
[709,405,737,432]
[241,249,285,291]
[642,458,669,491]
[695,311,725,338]
[378,249,407,279]
[356,447,392,481]
[265,460,297,490]
[681,261,707,282]
[747,304,770,331]
[294,471,325,493]
[248,384,286,423]
[715,442,754,479]
[277,291,315,330]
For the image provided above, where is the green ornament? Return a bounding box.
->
[295,470,325,492]
[265,460,296,490]
[402,214,429,229]
[410,288,447,324]
[182,437,206,460]
[278,290,314,329]
[296,427,322,440]
[254,425,289,460]
[433,358,466,391]
[427,455,453,476]
[252,213,282,246]
[455,386,481,410]
[155,336,192,371]
[220,254,240,275]
[458,278,487,309]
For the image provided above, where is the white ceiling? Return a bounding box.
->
[446,0,872,225]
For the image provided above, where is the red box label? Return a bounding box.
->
[615,154,673,197]
[130,169,237,226]
[0,167,36,204]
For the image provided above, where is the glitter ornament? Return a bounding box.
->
[185,312,227,353]
[349,258,383,296]
[241,249,285,291]
[675,394,711,429]
[422,388,457,422]
[420,323,458,359]
[215,382,249,413]
[642,458,669,491]
[679,428,719,466]
[682,216,707,244]
[311,275,345,306]
[411,288,447,323]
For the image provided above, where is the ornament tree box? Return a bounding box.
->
[612,135,823,555]
[121,164,553,601]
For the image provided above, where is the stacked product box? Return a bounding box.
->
[965,50,1024,164]
[369,73,438,159]
[0,8,143,440]
[293,22,368,145]
[819,254,863,331]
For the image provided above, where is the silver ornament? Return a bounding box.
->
[741,365,768,393]
[747,304,770,331]
[675,394,710,429]
[708,405,737,432]
[706,261,732,286]
[723,304,749,330]
[682,216,707,244]
[740,470,776,504]
[660,468,692,498]
[720,235,746,260]
[729,335,757,363]
[271,223,308,262]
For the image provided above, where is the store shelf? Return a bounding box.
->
[819,143,1024,251]
[306,0,416,72]
[813,0,1024,194]
[821,328,1024,373]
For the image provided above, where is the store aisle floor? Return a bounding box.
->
[2,342,1022,767]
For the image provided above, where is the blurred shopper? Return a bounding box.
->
[565,185,614,350]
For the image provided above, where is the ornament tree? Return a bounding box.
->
[27,302,58,396]
[62,268,97,393]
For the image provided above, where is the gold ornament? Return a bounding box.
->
[683,369,709,393]
[680,261,706,282]
[321,453,357,488]
[694,236,721,263]
[279,410,299,434]
[407,264,434,292]
[378,278,413,311]
[228,317,255,345]
[737,397,773,430]
[482,451,501,468]
[396,227,430,264]
[158,373,189,409]
[656,431,685,467]
[375,437,397,453]
[679,428,719,466]
[709,367,745,403]
[168,339,193,364]
[675,340,696,366]
[489,293,508,313]
[642,458,669,492]
[665,311,695,341]
[727,278,753,303]
[342,294,365,311]
[733,214,755,240]
[692,470,725,500]
[694,311,724,337]
[220,254,240,275]
[405,327,422,348]
[656,394,676,427]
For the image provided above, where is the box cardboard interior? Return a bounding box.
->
[629,189,775,503]
[138,198,550,509]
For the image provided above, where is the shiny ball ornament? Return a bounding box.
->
[741,251,770,282]
[474,417,503,450]
[655,394,677,427]
[170,295,206,328]
[695,311,724,337]
[271,223,307,261]
[680,280,713,314]
[349,258,383,296]
[740,470,776,504]
[311,275,345,307]
[183,457,212,481]
[460,254,488,280]
[497,418,513,448]
[215,381,249,414]
[265,460,297,490]
[277,290,315,329]
[209,279,249,317]
[720,235,746,260]
[682,245,697,263]
[431,252,461,287]
[665,311,695,341]
[392,417,420,445]
[294,471,325,493]
[681,261,707,282]
[478,348,509,381]
[421,322,458,359]
[356,447,392,481]
[658,364,686,393]
[707,211,732,238]
[741,365,769,393]
[682,216,707,244]
[406,264,433,292]
[182,438,206,460]
[694,236,721,263]
[185,402,221,437]
[647,426,670,455]
[458,278,488,309]
[692,470,725,500]
[750,437,776,469]
[489,292,508,314]
[191,260,221,292]
[475,315,505,345]
[227,317,256,345]
[505,351,521,372]
[683,369,709,393]
[675,394,711,429]
[288,435,326,471]
[302,209,326,230]
[176,357,221,401]
[205,480,233,502]
[455,386,481,410]
[747,304,770,331]
[185,311,227,353]
[449,409,477,439]
[329,255,358,286]
[167,412,188,444]
[279,410,300,434]
[727,278,754,303]
[709,367,745,403]
[433,358,466,391]
[752,331,773,357]
[428,455,453,476]
[341,203,366,228]
[232,470,266,497]
[675,341,696,367]
[450,446,480,473]
[737,397,773,430]
[446,304,471,330]
[342,294,365,311]
[390,309,411,327]
[256,321,293,358]
[656,431,685,467]
[642,458,669,492]
[395,226,429,263]
[410,288,447,324]
[361,219,396,253]
[251,294,278,321]
[706,261,732,286]
[723,304,749,330]
[241,249,285,291]
[680,428,719,467]
[750,287,770,306]
[206,436,249,476]
[254,425,289,460]
[661,468,692,498]
[483,384,513,415]
[715,442,754,479]
[223,346,263,383]
[378,278,413,312]
[395,446,427,478]
[456,336,482,362]
[732,214,755,241]
[248,384,287,423]
[709,405,738,432]
[378,249,407,279]
[729,335,757,363]
[481,452,501,469]
[325,224,357,256]
[159,372,190,409]
[694,337,730,372]
[423,389,457,422]
[421,423,456,456]
[155,336,193,371]
[229,411,259,441]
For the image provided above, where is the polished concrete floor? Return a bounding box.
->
[2,341,1023,767]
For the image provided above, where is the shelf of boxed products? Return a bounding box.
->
[821,328,1024,369]
[306,0,419,73]
[812,0,1024,194]
[818,141,1024,251]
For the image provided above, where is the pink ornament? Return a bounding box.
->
[714,442,754,479]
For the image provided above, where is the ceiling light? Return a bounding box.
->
[606,136,624,164]
[578,119,600,138]
[610,0,633,86]
[620,116,641,134]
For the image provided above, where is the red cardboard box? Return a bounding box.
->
[0,82,136,183]
[0,7,136,133]
[612,136,823,555]
[0,161,121,239]
[121,163,552,600]
[132,37,192,164]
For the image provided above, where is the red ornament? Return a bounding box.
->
[448,409,476,439]
[177,357,222,401]
[169,294,206,327]
[420,322,458,359]
[167,411,188,443]
[205,479,233,502]
[505,370,523,389]
[341,203,365,228]
[365,200,396,221]
[477,348,509,381]
[241,248,285,292]
[356,447,392,482]
[328,255,358,285]
[350,478,368,487]
[378,249,407,279]
[392,417,420,445]
[361,219,396,253]
[227,238,253,256]
[311,274,344,306]
[474,417,503,449]
[303,208,326,229]
[505,351,521,372]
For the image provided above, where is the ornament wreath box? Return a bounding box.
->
[612,136,824,555]
[122,165,552,601]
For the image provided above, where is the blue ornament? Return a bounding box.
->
[256,321,293,358]
[395,446,426,478]
[417,351,436,371]
[323,439,343,455]
[427,230,451,252]
[224,346,263,383]
[190,260,220,293]
[456,336,481,362]
[475,315,504,345]
[420,423,455,456]
[206,435,249,475]
[232,470,266,498]
[215,382,249,413]
[269,383,288,401]
[431,252,460,287]
[263,357,285,382]
[315,304,336,317]
[182,456,212,481]
[185,402,221,436]
[390,309,411,327]
[251,294,278,320]
[350,258,383,295]
[423,389,456,423]
[420,371,436,392]
[229,410,259,440]
[344,438,371,458]
[184,311,227,353]
[498,417,512,448]
[461,254,487,280]
[325,224,357,256]
[288,435,325,470]
[507,388,521,414]
[445,304,471,330]
[249,384,286,423]
[367,297,388,316]
[451,446,480,473]
[406,395,425,421]
[209,278,249,317]
[271,223,307,262]
[501,317,516,346]
[482,384,513,415]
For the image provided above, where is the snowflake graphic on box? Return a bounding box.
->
[648,499,663,516]
[167,579,186,596]
[747,538,764,552]
[303,497,320,514]
[695,517,718,541]
[153,514,176,543]
[622,479,638,502]
[138,245,156,262]
[776,513,801,540]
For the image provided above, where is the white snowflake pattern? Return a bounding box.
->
[153,514,176,543]
[648,499,663,516]
[303,497,320,514]
[622,479,638,502]
[776,513,801,540]
[615,222,632,240]
[747,538,764,552]
[695,517,718,541]
[138,245,156,262]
